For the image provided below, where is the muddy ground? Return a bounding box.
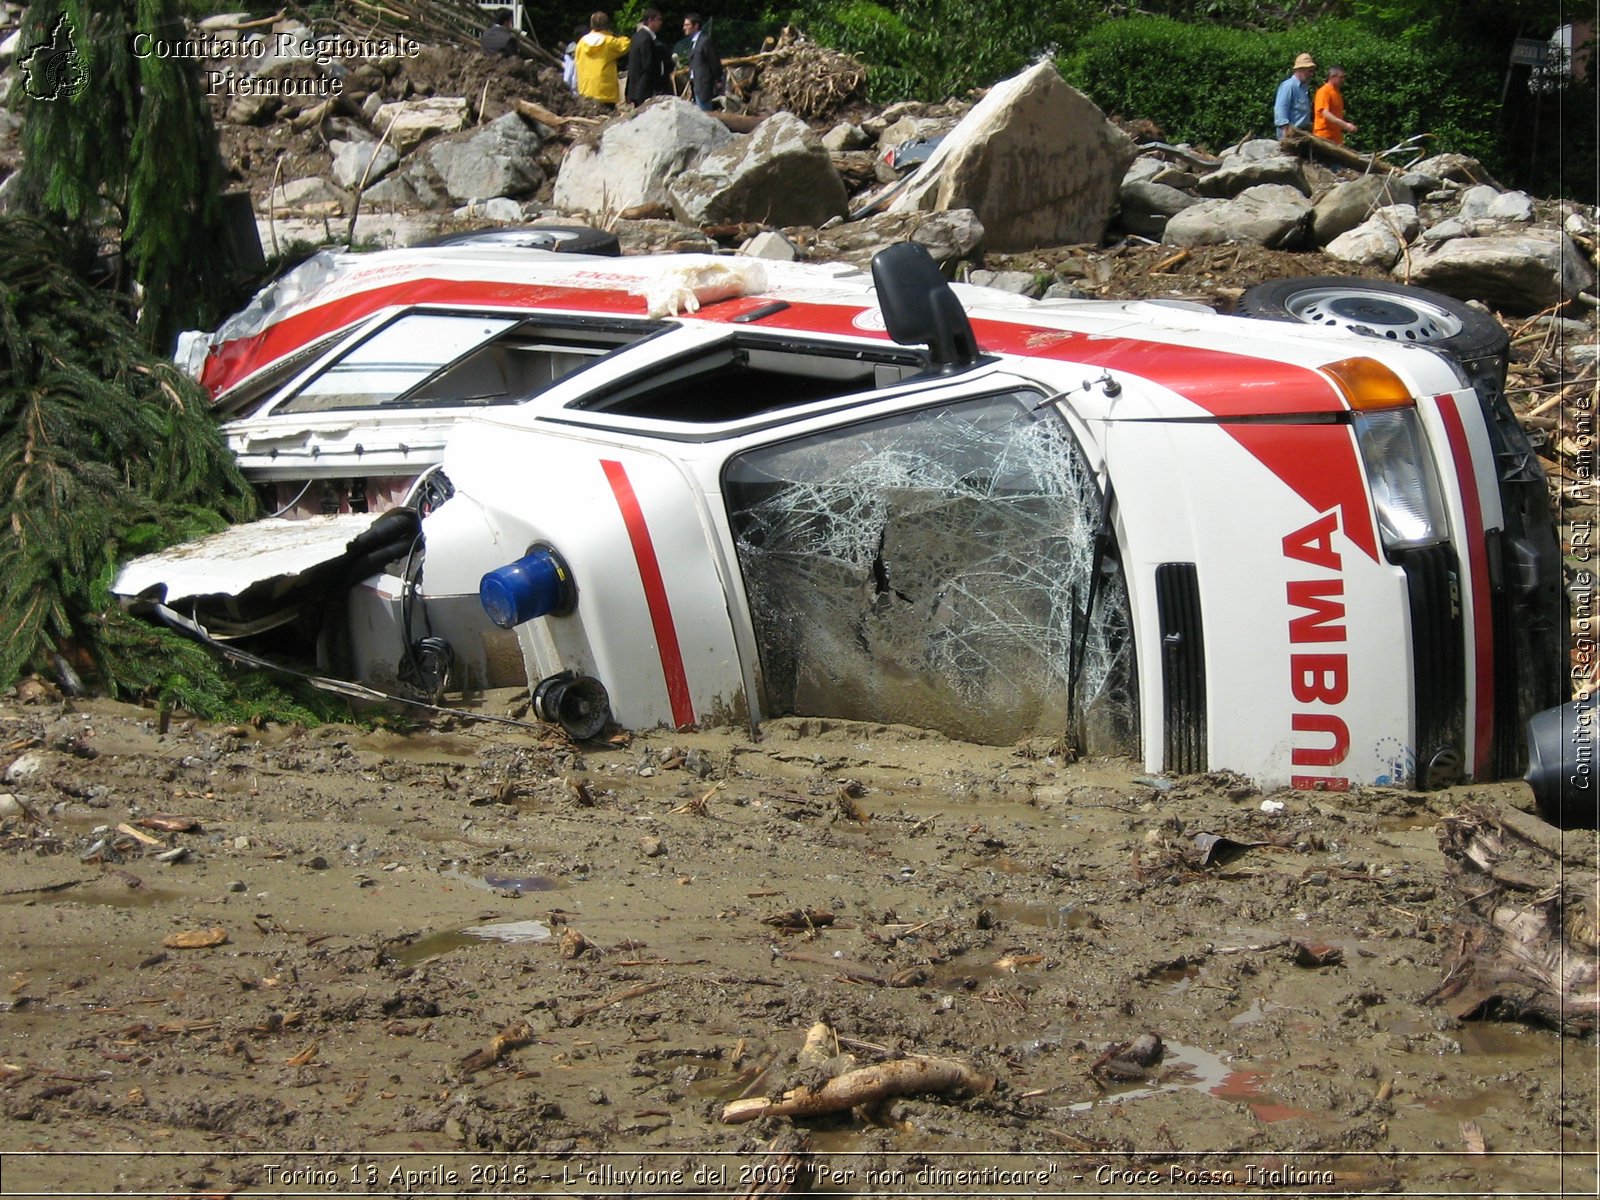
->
[1,689,1595,1197]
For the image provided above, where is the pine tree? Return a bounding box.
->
[11,0,243,348]
[0,214,255,700]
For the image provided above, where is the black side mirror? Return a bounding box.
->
[870,242,980,373]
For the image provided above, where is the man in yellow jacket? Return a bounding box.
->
[575,12,630,105]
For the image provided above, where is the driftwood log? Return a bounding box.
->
[1281,127,1401,175]
[721,1055,994,1124]
[1428,806,1599,1035]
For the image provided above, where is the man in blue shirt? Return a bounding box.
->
[1274,53,1316,139]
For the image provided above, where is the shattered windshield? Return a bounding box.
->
[724,390,1137,750]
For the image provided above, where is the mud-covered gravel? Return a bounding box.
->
[1,694,1594,1196]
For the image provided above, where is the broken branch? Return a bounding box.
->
[720,1056,993,1124]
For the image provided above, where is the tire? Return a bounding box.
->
[421,224,622,257]
[1237,276,1508,381]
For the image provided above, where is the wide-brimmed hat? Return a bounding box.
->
[1293,53,1317,70]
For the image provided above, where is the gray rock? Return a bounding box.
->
[0,170,24,216]
[740,230,800,260]
[227,92,281,126]
[363,155,449,209]
[1162,184,1312,249]
[452,197,524,222]
[428,112,543,203]
[372,97,470,153]
[888,61,1135,253]
[330,139,399,190]
[1420,216,1471,245]
[1149,166,1198,190]
[554,99,732,219]
[1118,179,1200,239]
[669,111,847,228]
[1402,230,1598,314]
[1567,210,1595,237]
[1311,174,1415,245]
[1123,156,1166,185]
[1227,138,1286,161]
[1410,153,1498,188]
[1196,154,1308,199]
[969,269,1040,296]
[1486,190,1535,222]
[266,176,353,213]
[820,122,869,152]
[809,207,985,268]
[1456,184,1501,222]
[1323,204,1419,269]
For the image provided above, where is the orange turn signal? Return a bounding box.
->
[1320,356,1414,411]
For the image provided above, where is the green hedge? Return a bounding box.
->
[1059,16,1497,164]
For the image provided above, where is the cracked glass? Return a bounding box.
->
[725,390,1137,750]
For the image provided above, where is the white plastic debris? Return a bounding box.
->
[638,258,768,317]
[1260,799,1286,815]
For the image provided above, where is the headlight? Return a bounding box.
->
[1352,409,1448,551]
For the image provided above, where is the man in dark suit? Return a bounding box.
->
[682,13,721,111]
[624,8,671,105]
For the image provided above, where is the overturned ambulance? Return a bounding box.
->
[116,238,1569,793]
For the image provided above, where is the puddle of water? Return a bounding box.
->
[351,731,483,764]
[1155,964,1200,993]
[1376,813,1438,832]
[459,919,553,943]
[5,884,180,909]
[1228,997,1290,1026]
[1068,1042,1316,1124]
[391,919,552,965]
[440,867,563,894]
[1419,1086,1522,1118]
[982,899,1100,930]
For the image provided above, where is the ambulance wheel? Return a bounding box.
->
[1238,277,1508,370]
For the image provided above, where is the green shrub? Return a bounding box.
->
[784,0,1094,102]
[1060,16,1496,163]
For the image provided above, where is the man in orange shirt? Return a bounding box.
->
[1313,65,1357,144]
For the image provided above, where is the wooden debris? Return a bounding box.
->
[559,927,593,959]
[163,927,228,950]
[1428,806,1599,1034]
[761,907,835,933]
[1090,1032,1165,1086]
[722,1055,993,1124]
[565,982,670,1025]
[1291,940,1345,968]
[116,823,163,847]
[514,98,599,134]
[459,1019,535,1074]
[135,814,200,834]
[284,1041,320,1067]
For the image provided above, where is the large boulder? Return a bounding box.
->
[1118,180,1200,240]
[426,113,543,203]
[1401,231,1597,314]
[1311,174,1415,245]
[888,61,1135,253]
[1324,204,1420,269]
[554,100,732,219]
[1195,154,1308,199]
[1162,184,1312,249]
[372,97,470,154]
[668,111,848,228]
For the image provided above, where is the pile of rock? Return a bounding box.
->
[1121,139,1596,314]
